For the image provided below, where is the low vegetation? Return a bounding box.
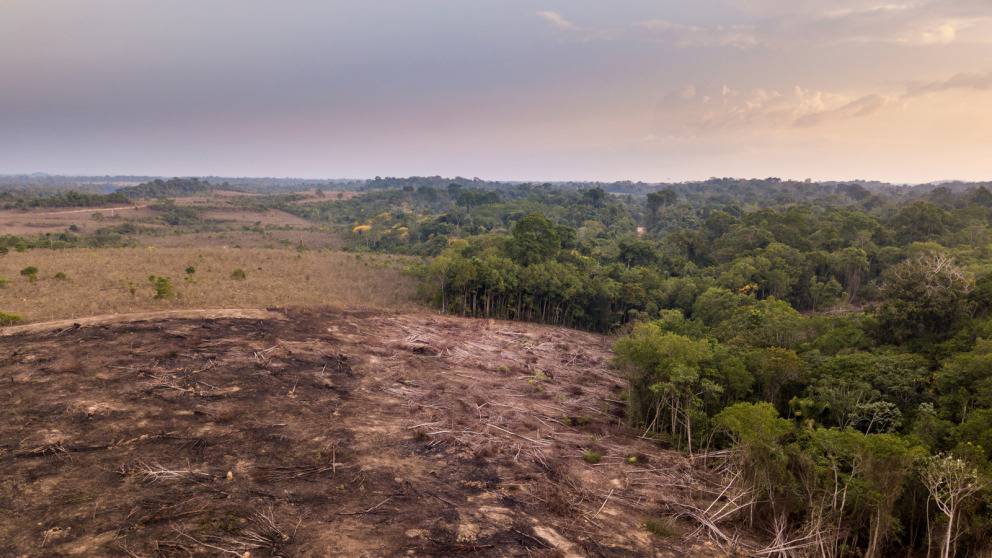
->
[0,247,419,322]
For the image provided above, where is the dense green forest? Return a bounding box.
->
[4,176,992,555]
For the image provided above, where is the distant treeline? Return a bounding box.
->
[0,190,132,210]
[114,178,220,199]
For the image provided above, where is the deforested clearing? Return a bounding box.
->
[0,308,731,557]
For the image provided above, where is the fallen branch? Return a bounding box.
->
[485,423,549,445]
[336,496,394,516]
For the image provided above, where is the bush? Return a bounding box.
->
[0,311,23,326]
[20,266,38,282]
[149,275,175,299]
[582,449,603,464]
[54,271,67,280]
[231,268,246,280]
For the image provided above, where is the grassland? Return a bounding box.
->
[0,247,421,323]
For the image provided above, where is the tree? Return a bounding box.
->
[875,251,972,343]
[646,189,676,228]
[506,213,560,266]
[614,324,716,454]
[920,454,988,558]
[746,347,808,408]
[20,266,38,282]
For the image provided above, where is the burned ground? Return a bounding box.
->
[0,309,729,557]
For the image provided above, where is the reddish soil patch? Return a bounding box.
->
[0,309,728,557]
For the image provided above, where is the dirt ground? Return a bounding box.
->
[0,309,731,557]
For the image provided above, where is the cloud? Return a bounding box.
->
[654,65,992,137]
[793,94,890,127]
[654,84,895,134]
[904,70,992,98]
[631,20,759,48]
[536,11,757,48]
[537,1,992,48]
[535,11,581,33]
[534,11,622,41]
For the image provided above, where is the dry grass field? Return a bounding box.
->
[130,227,342,250]
[0,205,155,236]
[0,247,421,324]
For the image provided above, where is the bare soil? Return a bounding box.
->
[0,309,728,557]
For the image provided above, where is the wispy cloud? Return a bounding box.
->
[794,94,890,127]
[904,70,992,97]
[631,20,759,48]
[537,1,991,48]
[535,11,581,33]
[654,84,897,135]
[656,66,992,135]
[535,11,623,41]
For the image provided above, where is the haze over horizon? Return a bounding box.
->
[2,1,990,184]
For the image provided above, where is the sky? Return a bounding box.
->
[1,0,990,183]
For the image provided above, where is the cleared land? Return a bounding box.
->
[0,248,419,323]
[0,308,727,557]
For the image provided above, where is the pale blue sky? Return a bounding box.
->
[1,1,990,182]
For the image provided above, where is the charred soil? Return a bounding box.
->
[0,309,728,557]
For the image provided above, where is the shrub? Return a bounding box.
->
[0,311,23,326]
[582,449,602,464]
[149,275,176,299]
[54,271,67,280]
[20,266,38,282]
[231,268,246,280]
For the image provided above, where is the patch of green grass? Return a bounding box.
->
[582,449,602,464]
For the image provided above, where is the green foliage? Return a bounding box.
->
[582,449,603,464]
[0,311,23,326]
[714,402,792,447]
[875,251,972,343]
[0,190,130,210]
[148,275,175,299]
[230,268,246,280]
[614,323,733,450]
[118,177,216,199]
[54,271,67,280]
[20,266,38,282]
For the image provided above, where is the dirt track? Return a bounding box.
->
[0,309,727,557]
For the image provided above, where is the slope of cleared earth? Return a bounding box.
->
[0,309,729,557]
